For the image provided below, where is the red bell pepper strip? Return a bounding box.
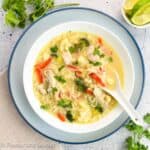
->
[57,112,66,122]
[67,65,79,71]
[34,57,52,83]
[98,37,103,45]
[35,68,43,83]
[35,57,52,69]
[75,71,82,78]
[67,65,82,77]
[85,88,94,95]
[89,72,105,87]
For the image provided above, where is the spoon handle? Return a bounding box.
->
[116,91,145,127]
[102,71,146,127]
[102,86,145,126]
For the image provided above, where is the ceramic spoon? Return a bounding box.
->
[95,72,147,127]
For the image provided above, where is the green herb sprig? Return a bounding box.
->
[69,38,90,53]
[2,0,79,28]
[125,113,150,150]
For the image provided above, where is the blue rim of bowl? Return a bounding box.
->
[8,7,145,144]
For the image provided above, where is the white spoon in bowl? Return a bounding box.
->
[94,72,147,127]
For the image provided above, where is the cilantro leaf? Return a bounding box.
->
[125,113,150,150]
[3,0,27,28]
[79,38,90,47]
[144,113,150,124]
[5,9,20,27]
[54,75,66,83]
[108,56,113,62]
[2,0,11,11]
[50,45,58,57]
[95,103,103,113]
[126,136,148,150]
[2,0,79,28]
[69,46,76,53]
[50,46,58,52]
[69,38,90,53]
[100,54,105,58]
[40,104,50,110]
[125,120,144,135]
[51,87,57,95]
[28,0,54,22]
[66,110,74,122]
[93,47,105,59]
[58,65,65,72]
[89,60,102,66]
[143,130,150,139]
[58,99,72,108]
[75,78,87,92]
[93,47,100,56]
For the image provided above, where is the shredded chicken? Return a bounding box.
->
[62,50,72,64]
[101,45,112,56]
[87,45,99,62]
[93,87,110,108]
[37,84,47,95]
[43,70,56,87]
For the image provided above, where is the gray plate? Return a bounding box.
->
[8,7,145,144]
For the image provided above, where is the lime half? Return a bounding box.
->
[131,2,150,25]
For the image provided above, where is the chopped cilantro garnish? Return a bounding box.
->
[72,60,79,65]
[93,47,100,56]
[50,45,58,53]
[54,75,66,83]
[69,46,76,53]
[89,60,102,66]
[108,56,113,62]
[50,45,58,57]
[95,103,103,113]
[51,87,58,94]
[93,47,105,59]
[79,38,90,47]
[66,110,74,122]
[58,99,72,108]
[100,54,105,58]
[69,38,90,53]
[75,78,87,92]
[40,104,50,110]
[58,65,65,71]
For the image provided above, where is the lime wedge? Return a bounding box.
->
[130,0,150,17]
[131,2,150,25]
[124,0,139,12]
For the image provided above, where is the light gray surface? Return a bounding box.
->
[0,0,150,149]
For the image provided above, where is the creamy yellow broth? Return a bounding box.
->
[33,31,124,124]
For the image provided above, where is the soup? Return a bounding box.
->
[33,31,124,124]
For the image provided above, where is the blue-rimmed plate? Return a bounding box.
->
[8,7,145,144]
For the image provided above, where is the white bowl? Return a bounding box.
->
[23,21,135,133]
[121,0,150,29]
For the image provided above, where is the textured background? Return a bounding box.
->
[0,0,150,149]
